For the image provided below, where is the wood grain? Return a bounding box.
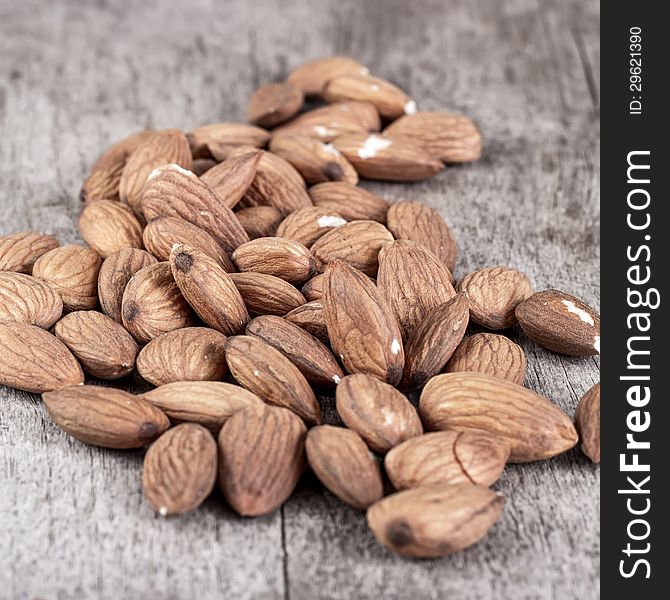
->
[0,0,599,598]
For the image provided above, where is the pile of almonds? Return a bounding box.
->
[0,56,600,558]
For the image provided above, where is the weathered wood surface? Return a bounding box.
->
[0,0,600,598]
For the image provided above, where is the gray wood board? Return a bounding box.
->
[0,0,600,598]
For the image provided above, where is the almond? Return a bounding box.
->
[235,206,284,240]
[246,82,304,128]
[0,322,84,393]
[308,182,388,224]
[190,158,217,176]
[301,274,325,301]
[199,150,263,209]
[232,237,316,285]
[43,385,169,448]
[32,245,102,311]
[121,262,196,344]
[119,129,192,217]
[377,239,456,339]
[457,266,533,330]
[98,248,157,323]
[515,289,601,356]
[386,200,457,271]
[306,425,383,510]
[0,272,63,328]
[336,374,422,454]
[53,310,139,379]
[366,483,504,557]
[445,333,526,384]
[332,134,443,181]
[287,57,370,97]
[136,327,228,386]
[420,372,578,462]
[269,135,358,185]
[224,335,321,424]
[141,163,249,254]
[217,405,307,516]
[311,220,394,277]
[575,383,600,463]
[187,123,270,159]
[384,112,482,163]
[385,431,509,490]
[323,261,404,384]
[246,315,344,387]
[0,231,60,274]
[142,423,217,516]
[324,75,414,120]
[276,207,347,249]
[141,381,264,433]
[229,272,306,316]
[284,300,329,344]
[401,293,469,391]
[78,200,144,258]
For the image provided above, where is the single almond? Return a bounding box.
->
[232,237,316,285]
[445,333,526,384]
[235,206,284,240]
[78,199,144,258]
[199,150,263,209]
[0,231,60,274]
[246,82,304,128]
[284,300,329,344]
[309,182,388,224]
[301,274,325,301]
[287,56,370,97]
[0,272,63,328]
[229,272,306,316]
[575,383,600,463]
[187,123,270,159]
[276,207,347,249]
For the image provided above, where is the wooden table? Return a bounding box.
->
[0,0,600,598]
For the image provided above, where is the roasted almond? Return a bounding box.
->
[287,57,370,97]
[32,245,102,311]
[78,200,144,258]
[187,123,270,159]
[235,206,284,240]
[420,372,578,462]
[515,289,601,356]
[218,405,307,516]
[0,322,84,393]
[142,423,217,516]
[224,335,321,424]
[136,327,228,386]
[575,383,600,463]
[0,231,60,274]
[199,150,263,209]
[284,300,329,344]
[229,272,306,316]
[0,272,63,328]
[276,207,347,248]
[246,82,304,128]
[385,431,509,490]
[324,75,415,120]
[445,333,526,384]
[121,262,196,344]
[232,237,316,285]
[306,425,383,510]
[53,310,139,379]
[366,483,504,557]
[43,385,169,449]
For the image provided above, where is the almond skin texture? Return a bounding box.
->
[43,385,169,449]
[0,322,84,393]
[170,245,249,336]
[141,164,249,254]
[246,82,304,128]
[515,289,601,356]
[323,261,404,384]
[445,333,526,384]
[287,57,370,97]
[143,216,234,271]
[0,231,60,273]
[457,266,533,330]
[136,327,228,386]
[0,272,63,328]
[32,245,102,311]
[420,372,578,462]
[366,483,504,558]
[284,301,329,344]
[218,406,307,516]
[200,150,263,209]
[306,426,383,510]
[229,272,306,317]
[384,112,482,164]
[309,182,388,224]
[385,431,510,490]
[53,311,139,379]
[119,129,192,217]
[232,237,316,285]
[336,374,422,454]
[142,423,217,516]
[276,207,347,249]
[386,201,457,271]
[78,200,144,258]
[311,220,394,277]
[301,274,325,301]
[401,293,470,391]
[377,239,456,340]
[269,135,358,185]
[141,381,264,434]
[98,248,157,323]
[333,134,443,182]
[187,123,270,159]
[224,335,321,424]
[235,206,284,240]
[246,315,344,387]
[575,383,600,463]
[121,262,196,344]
